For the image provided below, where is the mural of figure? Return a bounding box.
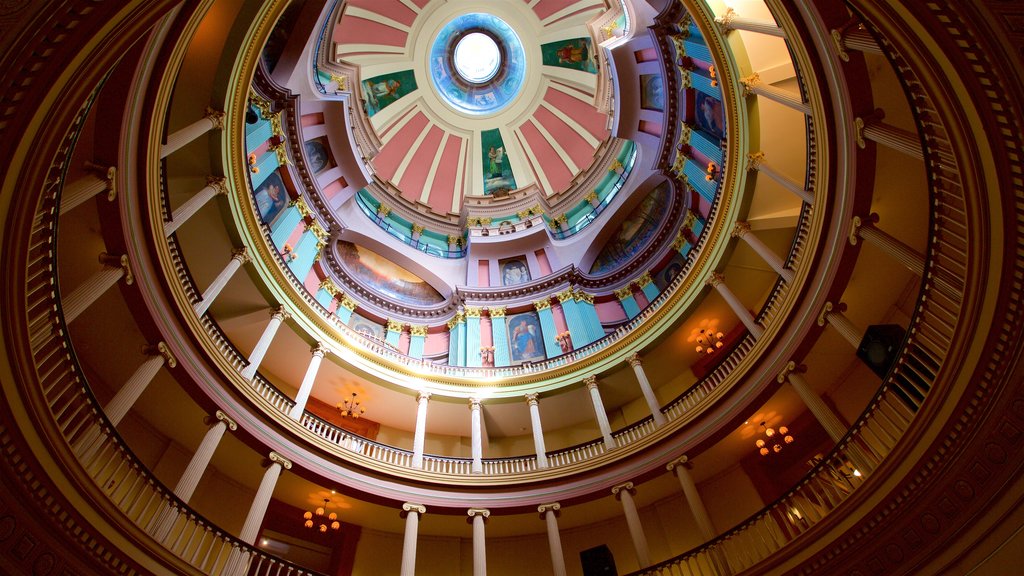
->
[254,172,288,224]
[501,258,530,286]
[512,318,539,358]
[488,146,505,178]
[556,43,585,64]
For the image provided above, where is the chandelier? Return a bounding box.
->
[695,328,725,355]
[755,421,794,456]
[303,499,340,532]
[336,392,365,418]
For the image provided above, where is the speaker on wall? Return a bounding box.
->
[856,324,906,378]
[581,544,617,576]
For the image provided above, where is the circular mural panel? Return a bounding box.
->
[429,13,526,115]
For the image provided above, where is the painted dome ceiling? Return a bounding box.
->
[333,0,614,217]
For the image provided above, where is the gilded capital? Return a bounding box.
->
[204,106,226,130]
[573,289,595,305]
[627,352,642,368]
[231,247,250,264]
[611,481,635,497]
[386,319,405,333]
[556,289,576,303]
[465,306,482,319]
[534,298,552,312]
[411,223,424,235]
[338,295,358,311]
[268,451,292,470]
[311,342,328,358]
[584,375,599,390]
[410,324,428,337]
[525,393,539,406]
[732,221,752,239]
[614,286,634,301]
[207,175,229,195]
[270,305,290,322]
[488,306,506,318]
[636,271,654,287]
[746,151,766,170]
[706,272,725,288]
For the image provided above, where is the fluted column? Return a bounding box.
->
[63,253,133,323]
[733,222,794,283]
[287,343,327,419]
[741,73,810,114]
[175,411,236,502]
[746,152,813,204]
[165,176,228,236]
[667,456,716,541]
[411,392,430,468]
[470,398,483,473]
[106,342,176,426]
[238,452,291,544]
[400,503,426,576]
[585,376,616,449]
[778,362,847,442]
[626,354,667,426]
[831,24,882,61]
[612,482,651,568]
[854,115,924,160]
[240,307,289,380]
[161,107,225,158]
[817,302,863,349]
[525,394,549,468]
[849,215,924,275]
[715,7,785,37]
[707,272,764,338]
[59,163,115,215]
[194,247,249,315]
[538,503,567,576]
[468,508,490,576]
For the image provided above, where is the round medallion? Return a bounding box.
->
[453,32,501,84]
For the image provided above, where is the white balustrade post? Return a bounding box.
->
[716,8,785,37]
[240,307,290,380]
[627,354,667,426]
[526,393,549,468]
[63,253,133,323]
[59,163,115,215]
[411,392,430,468]
[288,343,327,419]
[733,222,794,283]
[470,398,483,473]
[106,342,176,426]
[468,508,490,576]
[165,176,229,236]
[816,302,863,349]
[667,456,716,541]
[707,273,764,338]
[400,503,426,576]
[741,73,810,114]
[161,107,225,158]
[194,247,249,316]
[585,376,616,449]
[538,503,567,576]
[612,482,651,568]
[746,152,813,204]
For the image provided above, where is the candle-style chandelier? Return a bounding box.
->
[303,498,340,532]
[695,327,725,355]
[755,420,794,456]
[336,392,365,418]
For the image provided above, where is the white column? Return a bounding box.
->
[746,152,813,204]
[855,115,924,160]
[105,342,176,426]
[627,354,667,426]
[538,503,567,576]
[161,107,225,158]
[778,362,847,443]
[288,343,327,419]
[707,273,764,339]
[400,503,426,576]
[585,376,616,449]
[411,392,430,468]
[733,222,794,283]
[165,176,228,236]
[741,73,810,114]
[239,452,291,544]
[63,253,133,323]
[850,215,925,275]
[716,8,785,37]
[817,301,862,349]
[468,508,490,576]
[240,307,289,380]
[667,456,716,541]
[60,164,115,215]
[526,393,549,468]
[174,411,236,502]
[612,482,651,568]
[470,398,483,473]
[194,248,249,316]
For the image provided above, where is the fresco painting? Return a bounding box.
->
[253,169,289,225]
[656,251,688,291]
[507,311,545,363]
[362,70,417,117]
[589,181,672,274]
[499,256,531,286]
[695,92,726,140]
[349,313,385,341]
[336,241,444,306]
[481,128,517,195]
[304,137,335,174]
[541,38,598,73]
[640,74,665,111]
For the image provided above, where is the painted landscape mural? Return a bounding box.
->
[336,241,444,306]
[590,181,671,274]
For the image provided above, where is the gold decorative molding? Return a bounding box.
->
[534,298,552,311]
[488,306,506,318]
[614,286,634,301]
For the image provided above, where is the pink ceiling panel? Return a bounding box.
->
[334,16,408,48]
[533,105,594,172]
[426,136,463,214]
[345,0,417,27]
[520,121,573,193]
[532,0,581,21]
[411,0,430,7]
[396,125,444,201]
[544,87,609,141]
[373,112,429,181]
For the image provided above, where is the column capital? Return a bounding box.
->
[746,151,766,170]
[409,324,428,337]
[204,106,226,130]
[488,306,506,318]
[706,272,725,287]
[715,7,738,30]
[537,502,561,516]
[402,502,427,515]
[211,409,238,431]
[614,286,633,301]
[386,319,405,333]
[410,223,425,235]
[206,175,229,195]
[534,298,552,312]
[465,306,482,319]
[231,247,250,264]
[635,271,654,288]
[627,353,642,368]
[555,289,575,303]
[584,375,599,390]
[467,508,490,519]
[525,393,539,407]
[573,289,594,304]
[731,221,752,238]
[848,213,880,246]
[417,391,431,403]
[776,360,806,383]
[99,252,134,286]
[267,451,292,470]
[854,117,867,149]
[611,481,635,498]
[816,301,846,326]
[740,72,761,96]
[338,294,358,311]
[311,342,328,358]
[584,190,599,204]
[144,341,177,368]
[270,305,290,322]
[468,397,482,410]
[666,455,691,472]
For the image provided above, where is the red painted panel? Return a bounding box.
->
[346,0,416,27]
[553,303,568,333]
[334,15,408,48]
[410,0,430,7]
[533,0,579,20]
[373,112,429,181]
[424,332,447,356]
[634,290,650,309]
[300,112,325,127]
[322,178,346,199]
[535,249,552,275]
[481,316,493,347]
[478,260,490,287]
[634,48,658,62]
[533,106,594,172]
[544,87,608,140]
[597,300,627,323]
[397,125,444,201]
[304,268,322,294]
[285,222,305,250]
[520,120,573,194]
[426,135,462,214]
[639,119,663,136]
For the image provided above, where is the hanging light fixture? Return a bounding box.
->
[755,420,794,456]
[695,327,725,355]
[336,392,365,418]
[303,498,340,532]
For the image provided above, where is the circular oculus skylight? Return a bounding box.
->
[453,33,501,84]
